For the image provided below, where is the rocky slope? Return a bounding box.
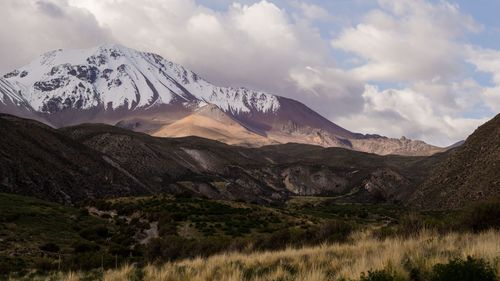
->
[410,114,500,209]
[0,44,442,156]
[0,114,445,205]
[0,114,147,203]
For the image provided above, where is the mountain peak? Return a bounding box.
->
[3,44,281,115]
[0,44,442,156]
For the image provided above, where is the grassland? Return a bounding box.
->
[9,230,500,281]
[0,193,355,276]
[1,193,497,280]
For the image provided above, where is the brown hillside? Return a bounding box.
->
[411,114,500,209]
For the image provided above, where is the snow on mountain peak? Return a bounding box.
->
[0,78,25,107]
[2,44,280,114]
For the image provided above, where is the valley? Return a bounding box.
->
[0,114,447,205]
[0,111,498,280]
[0,44,498,281]
[0,112,498,279]
[1,1,499,280]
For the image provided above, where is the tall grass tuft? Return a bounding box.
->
[9,230,500,281]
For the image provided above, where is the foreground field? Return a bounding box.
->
[14,230,500,281]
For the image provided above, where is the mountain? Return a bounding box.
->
[148,104,276,146]
[410,114,500,209]
[0,114,445,205]
[0,44,442,156]
[0,114,147,203]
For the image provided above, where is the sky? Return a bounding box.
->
[1,0,500,146]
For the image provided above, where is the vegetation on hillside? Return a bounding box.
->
[2,192,500,279]
[412,113,500,209]
[9,230,500,281]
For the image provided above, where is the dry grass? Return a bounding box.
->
[13,230,500,281]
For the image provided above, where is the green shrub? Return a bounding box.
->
[372,226,398,240]
[0,213,20,222]
[431,256,496,281]
[461,200,500,232]
[67,252,114,271]
[0,256,26,275]
[360,269,404,281]
[33,257,56,272]
[79,225,111,241]
[397,212,425,236]
[72,241,100,253]
[315,219,353,243]
[39,242,60,253]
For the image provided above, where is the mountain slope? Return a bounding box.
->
[410,114,500,209]
[0,114,148,204]
[0,114,284,204]
[0,114,444,205]
[151,104,275,146]
[1,44,442,156]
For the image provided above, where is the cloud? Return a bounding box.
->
[289,66,365,116]
[292,1,329,21]
[0,0,113,73]
[467,46,500,84]
[466,46,500,112]
[66,0,365,116]
[0,0,496,146]
[0,0,363,120]
[329,0,493,145]
[36,0,65,18]
[336,84,489,146]
[332,0,481,82]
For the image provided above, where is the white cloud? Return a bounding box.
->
[67,0,327,85]
[332,0,481,82]
[467,47,500,84]
[1,0,363,122]
[289,66,365,116]
[0,0,496,146]
[0,0,113,73]
[293,1,329,21]
[466,46,500,112]
[65,0,364,116]
[336,85,488,146]
[329,0,493,145]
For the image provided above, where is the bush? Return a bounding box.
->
[0,256,26,275]
[72,241,100,254]
[396,212,425,236]
[33,257,56,272]
[67,252,114,271]
[431,256,496,281]
[39,242,60,253]
[79,225,111,241]
[315,220,353,243]
[461,200,500,232]
[0,213,20,223]
[372,226,398,240]
[145,236,185,261]
[360,269,404,281]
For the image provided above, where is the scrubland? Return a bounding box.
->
[12,230,500,281]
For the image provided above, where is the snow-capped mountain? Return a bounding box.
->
[4,44,279,114]
[0,44,443,156]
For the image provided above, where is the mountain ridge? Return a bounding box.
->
[410,113,500,209]
[0,113,447,205]
[1,44,443,156]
